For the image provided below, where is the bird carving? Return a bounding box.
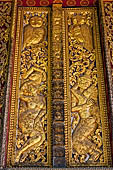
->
[23,16,45,49]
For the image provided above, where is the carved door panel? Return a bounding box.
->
[2,4,112,168]
[63,8,112,166]
[6,7,51,167]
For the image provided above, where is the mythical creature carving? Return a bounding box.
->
[68,12,93,51]
[68,12,103,163]
[15,14,48,164]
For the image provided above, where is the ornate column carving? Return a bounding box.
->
[51,2,66,167]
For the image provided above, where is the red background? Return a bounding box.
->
[17,0,97,7]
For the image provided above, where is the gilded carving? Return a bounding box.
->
[16,13,48,164]
[52,4,65,167]
[0,2,11,120]
[7,8,51,166]
[104,2,113,73]
[63,8,112,166]
[0,1,11,164]
[3,4,112,168]
[69,11,102,164]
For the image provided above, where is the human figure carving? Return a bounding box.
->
[15,66,46,163]
[71,75,102,162]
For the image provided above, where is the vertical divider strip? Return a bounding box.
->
[51,3,66,168]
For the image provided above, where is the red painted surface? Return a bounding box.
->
[17,0,97,6]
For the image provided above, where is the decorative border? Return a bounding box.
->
[94,7,112,166]
[1,0,18,168]
[0,168,113,170]
[1,168,113,170]
[6,8,22,166]
[62,9,68,167]
[17,0,97,7]
[63,7,112,167]
[0,0,12,1]
[6,7,52,167]
[0,1,12,165]
[99,0,113,158]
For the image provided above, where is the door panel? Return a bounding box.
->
[7,7,51,167]
[63,8,112,166]
[5,5,112,168]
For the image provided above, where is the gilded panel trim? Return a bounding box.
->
[99,0,113,154]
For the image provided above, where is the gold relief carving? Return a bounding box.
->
[52,4,65,166]
[104,2,113,73]
[4,4,112,168]
[0,2,11,112]
[63,8,112,166]
[0,2,11,166]
[7,8,51,167]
